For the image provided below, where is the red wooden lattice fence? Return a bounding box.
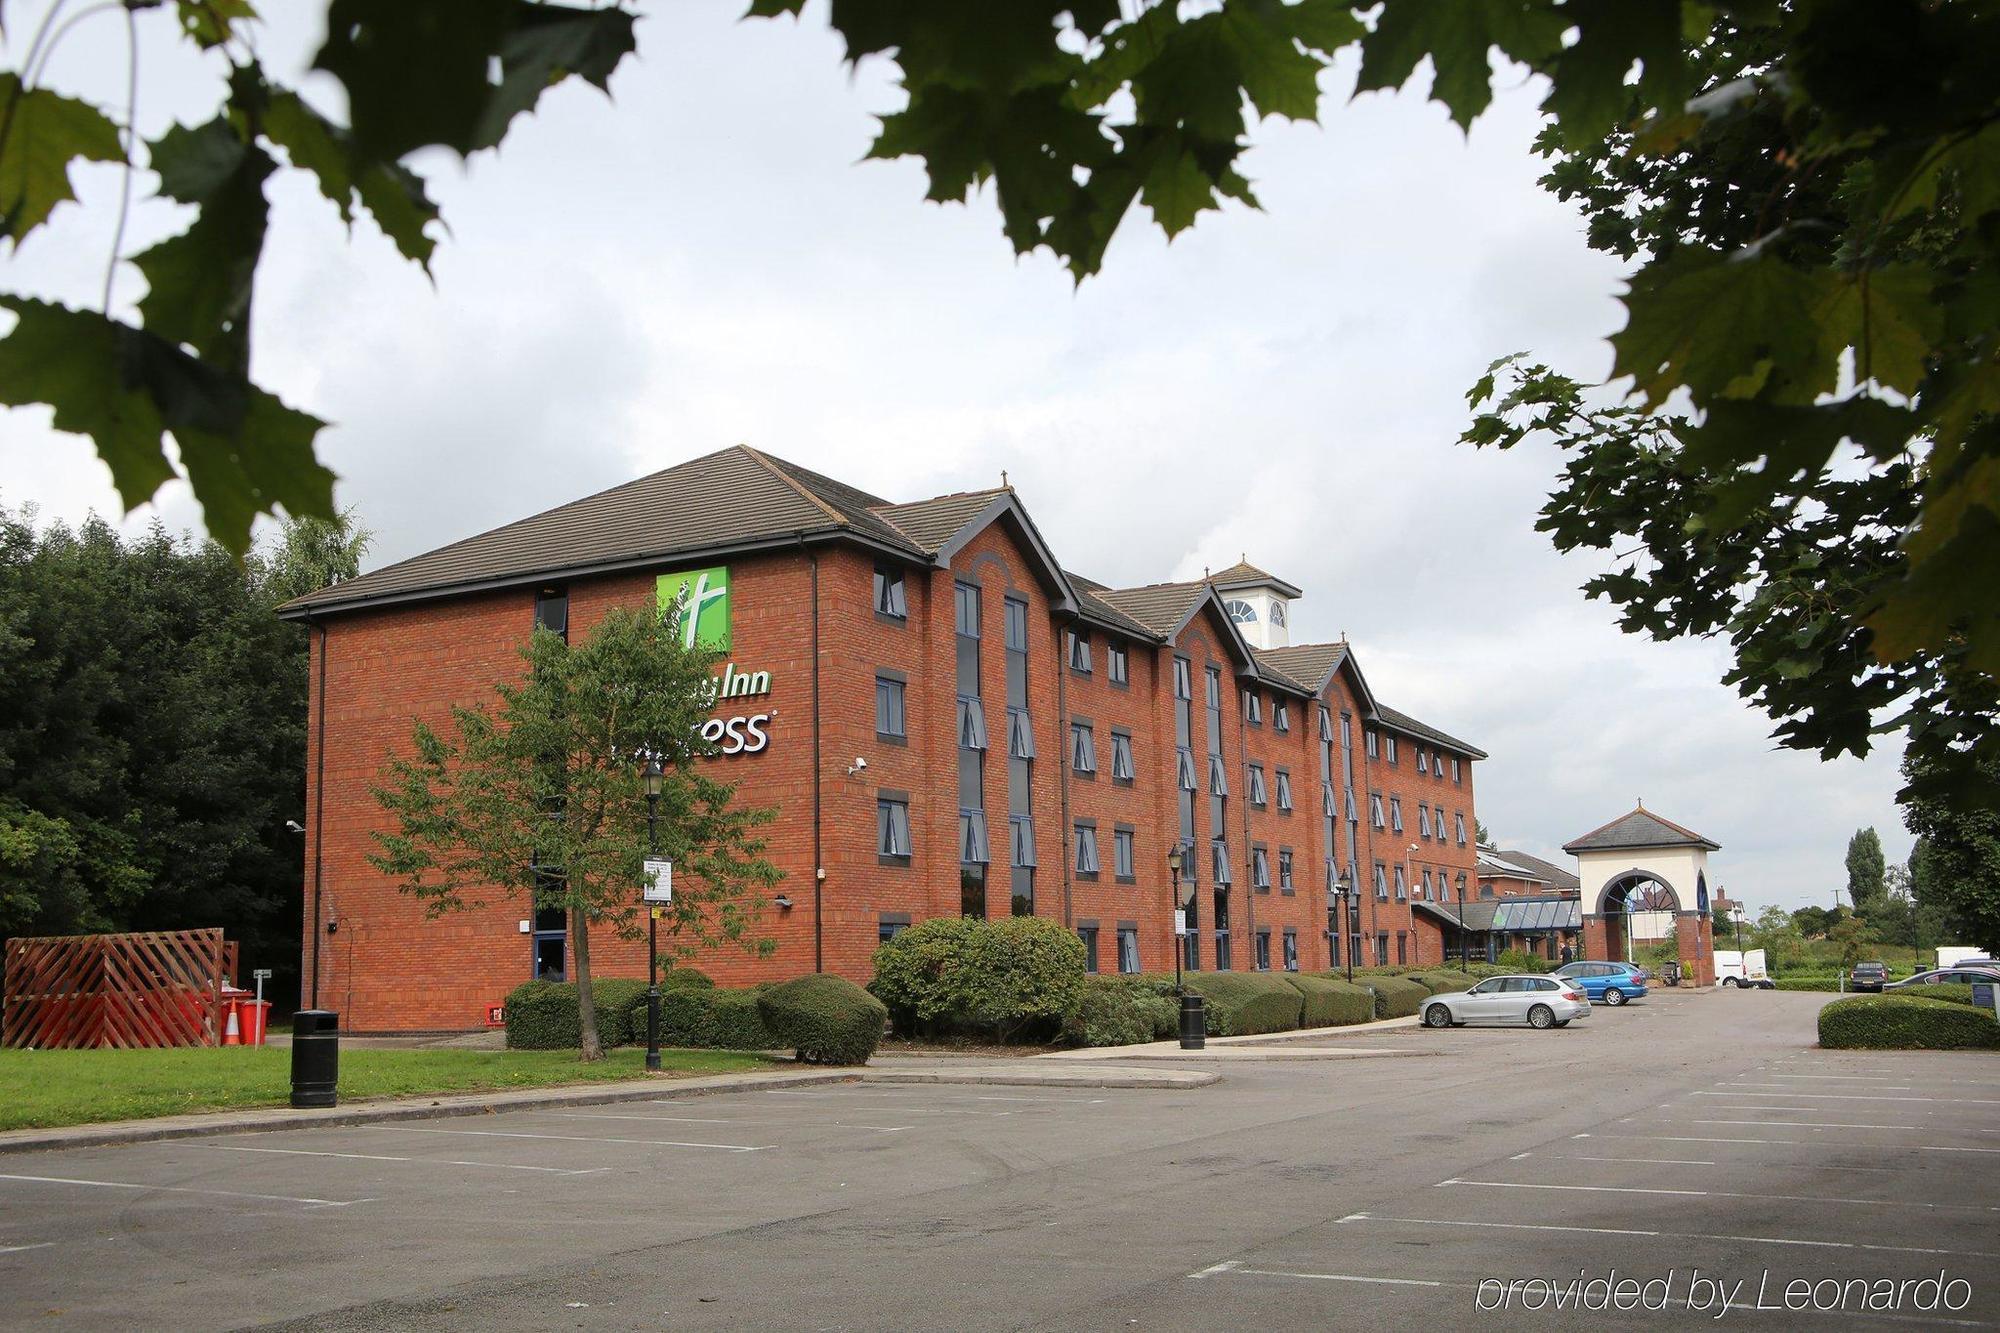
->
[2,929,238,1049]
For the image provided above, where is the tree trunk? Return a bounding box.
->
[572,905,603,1061]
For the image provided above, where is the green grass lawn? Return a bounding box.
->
[0,1046,775,1132]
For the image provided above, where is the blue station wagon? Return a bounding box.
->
[1551,961,1648,1006]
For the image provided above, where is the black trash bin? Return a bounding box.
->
[1178,993,1206,1050]
[291,1009,340,1108]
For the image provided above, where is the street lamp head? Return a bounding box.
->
[643,756,664,800]
[1165,845,1184,877]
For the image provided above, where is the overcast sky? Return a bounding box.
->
[5,2,1910,912]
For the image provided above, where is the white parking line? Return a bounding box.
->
[553,1112,910,1133]
[1335,1213,2000,1259]
[1700,1090,1999,1105]
[0,1243,57,1256]
[972,1095,1108,1104]
[1575,1132,1804,1145]
[201,1145,609,1176]
[1723,1082,1913,1091]
[1438,1178,1989,1212]
[1534,1154,1718,1166]
[753,1093,1014,1116]
[1692,1119,1926,1131]
[1921,1146,2000,1155]
[363,1127,773,1152]
[0,1172,370,1208]
[1187,1259,1445,1288]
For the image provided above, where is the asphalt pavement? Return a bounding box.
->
[2,988,1996,1330]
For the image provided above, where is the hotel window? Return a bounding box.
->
[1074,823,1100,876]
[1278,847,1294,892]
[1394,865,1407,900]
[1417,747,1429,774]
[1274,701,1290,732]
[1208,754,1229,797]
[1420,869,1432,900]
[1373,862,1388,899]
[1078,923,1100,973]
[1375,932,1390,965]
[1247,764,1268,808]
[1214,887,1232,971]
[1370,795,1386,829]
[1211,839,1233,885]
[1417,804,1431,839]
[877,796,911,862]
[1009,815,1037,868]
[1067,629,1093,675]
[875,674,906,741]
[1274,768,1293,811]
[534,587,569,639]
[1385,735,1398,764]
[1396,931,1408,965]
[1117,926,1140,974]
[1243,690,1262,725]
[1173,656,1192,699]
[1226,598,1257,625]
[1251,846,1271,891]
[959,809,990,863]
[1177,748,1198,791]
[1007,706,1035,759]
[1455,812,1468,845]
[1322,780,1336,817]
[1390,797,1403,833]
[1365,728,1378,759]
[1114,827,1135,881]
[954,581,981,637]
[1451,757,1462,784]
[1318,705,1333,741]
[874,567,908,621]
[1107,643,1129,686]
[1254,929,1272,971]
[1110,730,1135,783]
[1205,668,1222,710]
[958,696,988,750]
[1283,928,1299,972]
[1345,789,1358,823]
[878,913,910,944]
[1070,721,1096,775]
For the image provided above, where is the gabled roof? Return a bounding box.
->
[1066,573,1159,641]
[872,489,1008,551]
[1488,848,1582,893]
[277,444,926,618]
[1477,853,1547,883]
[1254,643,1348,693]
[1563,807,1720,855]
[1374,703,1487,760]
[874,488,1077,610]
[1092,580,1207,636]
[1210,559,1303,599]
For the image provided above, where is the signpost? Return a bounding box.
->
[643,859,673,904]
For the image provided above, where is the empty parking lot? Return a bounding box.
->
[1,990,1994,1329]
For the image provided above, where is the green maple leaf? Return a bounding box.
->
[1545,0,1689,149]
[1140,136,1219,236]
[0,73,123,244]
[135,120,274,373]
[1216,5,1326,124]
[1356,0,1565,131]
[262,90,440,268]
[1612,248,1833,408]
[175,0,257,49]
[1813,265,1941,399]
[0,298,333,553]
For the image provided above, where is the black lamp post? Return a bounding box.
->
[1167,845,1185,995]
[1455,871,1469,968]
[1167,845,1203,1049]
[1330,872,1354,983]
[643,757,663,1073]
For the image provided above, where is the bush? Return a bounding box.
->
[659,967,713,991]
[868,915,1085,1041]
[1902,982,1978,1006]
[1062,976,1178,1047]
[1406,969,1478,995]
[758,974,887,1064]
[1775,977,1843,992]
[1284,974,1374,1027]
[1178,973,1303,1035]
[1819,995,2000,1050]
[1492,950,1551,974]
[1363,975,1431,1019]
[503,978,649,1049]
[631,982,781,1050]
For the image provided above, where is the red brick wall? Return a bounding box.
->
[1357,718,1479,968]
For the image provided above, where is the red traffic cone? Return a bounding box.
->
[222,999,241,1046]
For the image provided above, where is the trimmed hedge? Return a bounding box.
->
[1895,982,1978,1006]
[503,978,649,1049]
[1178,972,1303,1036]
[1774,977,1844,992]
[660,967,714,991]
[1063,976,1179,1047]
[869,916,1085,1041]
[1407,969,1478,995]
[1284,974,1374,1027]
[1819,995,2000,1050]
[758,974,887,1064]
[637,983,780,1050]
[1365,975,1431,1019]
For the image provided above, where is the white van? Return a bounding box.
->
[1715,948,1774,988]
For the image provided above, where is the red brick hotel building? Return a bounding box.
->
[282,446,1487,1031]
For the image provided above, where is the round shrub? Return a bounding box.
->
[758,974,887,1064]
[1285,974,1373,1027]
[1365,975,1430,1020]
[659,967,714,991]
[1179,973,1303,1036]
[869,915,1085,1041]
[1492,950,1551,974]
[503,977,647,1049]
[1062,977,1177,1046]
[1819,995,2000,1050]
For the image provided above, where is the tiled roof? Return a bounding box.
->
[873,489,1008,552]
[1477,854,1547,883]
[1092,581,1207,636]
[1254,643,1348,692]
[1490,848,1582,893]
[1210,560,1302,598]
[277,444,924,616]
[1563,808,1720,854]
[1374,703,1487,760]
[1065,573,1159,641]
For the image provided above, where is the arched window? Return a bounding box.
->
[1269,602,1288,627]
[1225,599,1258,624]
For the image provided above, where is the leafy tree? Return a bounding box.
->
[1902,753,2000,954]
[1750,903,1806,973]
[1474,820,1493,845]
[1826,908,1868,971]
[1790,905,1836,939]
[369,606,781,1060]
[1845,828,1887,915]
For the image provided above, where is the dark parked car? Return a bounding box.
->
[1885,967,2000,992]
[1849,961,1890,992]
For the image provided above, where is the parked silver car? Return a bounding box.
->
[1422,975,1591,1029]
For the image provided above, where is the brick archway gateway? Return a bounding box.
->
[1593,870,1679,964]
[1566,806,1720,986]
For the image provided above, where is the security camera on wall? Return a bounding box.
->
[848,756,868,776]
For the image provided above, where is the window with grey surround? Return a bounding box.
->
[1078,924,1099,973]
[1208,754,1229,797]
[874,567,908,621]
[1255,929,1272,971]
[1010,815,1036,867]
[1111,730,1135,783]
[1394,865,1407,900]
[1455,812,1468,845]
[1071,721,1096,774]
[1211,839,1233,885]
[1114,827,1135,880]
[1375,933,1390,966]
[1067,630,1093,674]
[1117,926,1140,974]
[1390,797,1403,833]
[1318,705,1333,741]
[1451,757,1462,784]
[1421,869,1432,899]
[1177,748,1198,791]
[1322,780,1337,817]
[1279,848,1294,892]
[875,674,906,741]
[534,588,568,639]
[878,914,909,944]
[1283,928,1298,972]
[877,797,911,861]
[1251,846,1271,890]
[1248,764,1268,807]
[1365,728,1378,758]
[1243,690,1261,725]
[1174,657,1192,699]
[1374,862,1389,899]
[1417,747,1429,774]
[1007,706,1035,759]
[1074,823,1100,876]
[1274,701,1290,732]
[1418,804,1431,839]
[960,809,990,863]
[958,696,987,750]
[1370,794,1386,829]
[1107,643,1128,686]
[1275,769,1293,811]
[1385,735,1398,764]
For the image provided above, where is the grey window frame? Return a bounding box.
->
[1254,929,1273,971]
[1067,629,1093,675]
[1385,735,1398,764]
[1373,862,1389,899]
[1274,700,1290,733]
[1251,844,1271,891]
[875,671,908,743]
[877,793,912,865]
[1074,821,1100,877]
[958,696,988,750]
[1110,729,1136,784]
[1114,825,1136,882]
[1107,642,1129,687]
[874,567,908,622]
[1278,847,1294,893]
[960,808,990,864]
[1070,720,1097,775]
[1282,928,1299,972]
[1078,921,1100,973]
[1009,813,1037,868]
[1117,924,1140,974]
[1390,796,1403,833]
[1211,838,1233,886]
[1274,768,1293,812]
[1007,706,1035,760]
[1247,763,1268,808]
[1243,689,1262,726]
[1370,794,1386,829]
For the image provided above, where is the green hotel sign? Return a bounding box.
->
[657,566,730,650]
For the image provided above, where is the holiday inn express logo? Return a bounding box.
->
[657,567,730,650]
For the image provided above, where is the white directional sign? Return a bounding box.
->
[643,859,674,904]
